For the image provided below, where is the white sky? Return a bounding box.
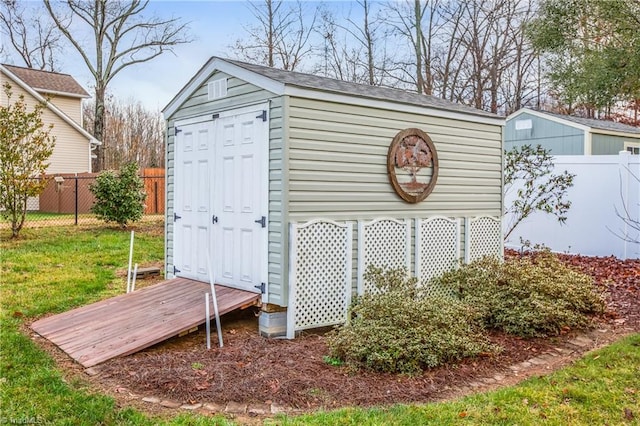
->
[2,0,366,112]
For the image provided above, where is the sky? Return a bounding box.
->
[1,0,364,113]
[102,1,251,111]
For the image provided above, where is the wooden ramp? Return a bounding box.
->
[31,278,261,368]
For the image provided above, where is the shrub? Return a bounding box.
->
[432,252,605,337]
[327,267,494,374]
[90,162,146,227]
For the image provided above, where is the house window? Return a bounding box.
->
[208,78,227,100]
[624,141,640,155]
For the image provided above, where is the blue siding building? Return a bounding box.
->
[505,108,640,155]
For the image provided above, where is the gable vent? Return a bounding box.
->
[208,78,228,100]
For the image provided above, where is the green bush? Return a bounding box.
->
[327,267,494,374]
[90,162,146,228]
[432,252,605,337]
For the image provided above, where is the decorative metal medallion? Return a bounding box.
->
[387,128,438,203]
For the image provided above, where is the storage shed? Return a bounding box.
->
[506,108,640,155]
[163,57,505,338]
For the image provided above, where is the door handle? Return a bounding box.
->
[254,216,266,228]
[212,215,218,224]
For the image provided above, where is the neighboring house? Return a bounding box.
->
[0,64,100,174]
[505,108,640,155]
[163,57,505,338]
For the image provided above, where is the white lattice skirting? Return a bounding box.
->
[357,218,411,295]
[415,216,460,295]
[465,216,503,263]
[287,220,352,339]
[287,215,502,337]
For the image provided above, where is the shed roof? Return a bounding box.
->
[2,64,89,98]
[543,111,640,135]
[223,58,498,119]
[164,57,503,125]
[509,108,640,136]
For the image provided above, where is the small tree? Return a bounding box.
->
[0,83,55,238]
[90,162,146,228]
[503,144,575,240]
[610,165,640,245]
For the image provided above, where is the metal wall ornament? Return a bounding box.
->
[387,128,439,203]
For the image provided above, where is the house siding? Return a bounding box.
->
[591,133,640,155]
[47,95,83,124]
[164,71,285,305]
[504,112,584,155]
[1,78,91,174]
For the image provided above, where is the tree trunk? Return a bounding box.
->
[267,0,274,67]
[414,0,424,94]
[93,83,106,171]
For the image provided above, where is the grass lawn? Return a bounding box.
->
[1,224,638,425]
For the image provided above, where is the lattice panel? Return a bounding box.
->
[416,217,460,296]
[466,216,503,263]
[287,220,352,338]
[357,218,410,294]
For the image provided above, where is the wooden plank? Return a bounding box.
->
[31,279,261,367]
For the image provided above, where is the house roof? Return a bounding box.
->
[509,108,640,137]
[543,111,640,135]
[0,64,99,146]
[164,57,503,126]
[2,64,90,98]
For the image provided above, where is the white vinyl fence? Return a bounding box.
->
[504,151,640,259]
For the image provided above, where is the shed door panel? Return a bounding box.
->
[173,121,212,282]
[214,109,268,293]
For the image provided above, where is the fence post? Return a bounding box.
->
[154,180,159,214]
[75,177,79,226]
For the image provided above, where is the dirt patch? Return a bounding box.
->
[30,251,639,418]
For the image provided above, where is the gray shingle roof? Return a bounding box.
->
[2,64,89,97]
[542,110,640,135]
[222,57,499,120]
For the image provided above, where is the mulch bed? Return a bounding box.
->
[71,251,640,410]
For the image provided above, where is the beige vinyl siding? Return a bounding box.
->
[3,81,91,174]
[165,72,285,304]
[47,95,83,124]
[286,97,503,220]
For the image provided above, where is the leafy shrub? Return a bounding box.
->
[327,267,494,374]
[432,252,605,337]
[90,162,146,227]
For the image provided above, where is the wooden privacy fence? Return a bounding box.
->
[37,168,165,216]
[141,168,165,214]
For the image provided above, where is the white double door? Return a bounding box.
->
[173,104,268,293]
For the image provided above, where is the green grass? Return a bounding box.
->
[0,223,232,425]
[1,224,638,425]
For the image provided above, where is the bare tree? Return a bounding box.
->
[316,0,391,86]
[609,165,640,245]
[83,96,164,170]
[386,0,441,94]
[43,0,190,171]
[233,0,319,71]
[0,0,61,71]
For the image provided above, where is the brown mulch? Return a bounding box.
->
[41,250,640,412]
